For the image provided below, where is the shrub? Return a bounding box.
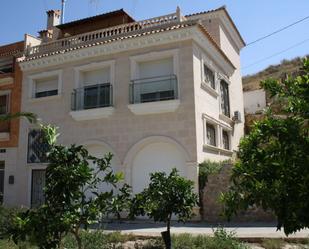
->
[130,168,198,249]
[0,206,22,239]
[171,228,249,249]
[261,239,285,249]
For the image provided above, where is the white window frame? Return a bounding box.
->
[0,90,11,115]
[74,60,115,89]
[218,76,233,124]
[28,70,62,100]
[200,54,219,98]
[130,49,180,96]
[202,114,233,155]
[221,128,232,151]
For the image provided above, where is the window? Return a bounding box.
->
[0,162,4,204]
[27,130,50,163]
[206,123,216,146]
[203,64,215,89]
[0,93,9,115]
[29,70,62,99]
[222,130,230,150]
[31,170,46,208]
[220,80,230,117]
[131,58,177,103]
[35,76,58,98]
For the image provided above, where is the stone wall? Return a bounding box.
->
[201,164,275,222]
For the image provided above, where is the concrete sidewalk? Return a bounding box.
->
[103,221,309,238]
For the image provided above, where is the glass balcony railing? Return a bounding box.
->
[129,74,178,104]
[71,83,113,111]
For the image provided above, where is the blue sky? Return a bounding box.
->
[1,0,309,76]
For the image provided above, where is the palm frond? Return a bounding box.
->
[0,112,38,124]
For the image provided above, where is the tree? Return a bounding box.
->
[221,58,309,235]
[130,168,198,249]
[10,125,131,249]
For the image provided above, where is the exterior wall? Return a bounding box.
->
[244,89,266,114]
[193,24,244,164]
[202,164,275,222]
[11,41,199,207]
[218,25,244,151]
[0,64,22,148]
[193,44,234,162]
[0,42,23,206]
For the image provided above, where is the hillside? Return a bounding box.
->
[242,55,307,91]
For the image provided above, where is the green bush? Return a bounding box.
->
[261,239,285,249]
[171,227,249,249]
[0,206,24,239]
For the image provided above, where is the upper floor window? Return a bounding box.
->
[203,64,215,89]
[27,129,50,163]
[35,76,58,98]
[29,70,62,100]
[72,63,113,111]
[220,80,230,117]
[0,93,9,115]
[206,123,216,146]
[130,56,178,104]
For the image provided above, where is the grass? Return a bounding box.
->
[2,228,308,249]
[260,238,285,249]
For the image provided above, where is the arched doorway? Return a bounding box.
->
[124,136,190,194]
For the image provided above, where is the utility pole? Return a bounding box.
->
[61,0,66,24]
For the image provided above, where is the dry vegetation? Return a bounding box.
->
[242,55,307,91]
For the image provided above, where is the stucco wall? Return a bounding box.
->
[9,41,200,207]
[244,89,266,114]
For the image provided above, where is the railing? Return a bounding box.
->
[71,83,113,111]
[129,74,178,104]
[27,11,181,57]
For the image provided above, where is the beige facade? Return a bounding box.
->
[5,7,245,210]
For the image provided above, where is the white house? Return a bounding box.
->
[4,6,245,211]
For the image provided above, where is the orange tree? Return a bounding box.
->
[222,58,309,235]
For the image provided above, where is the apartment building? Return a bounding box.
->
[6,6,245,209]
[0,41,24,204]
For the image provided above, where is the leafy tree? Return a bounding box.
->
[130,168,198,249]
[10,125,131,249]
[221,58,309,235]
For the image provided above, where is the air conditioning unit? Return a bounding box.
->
[232,111,242,123]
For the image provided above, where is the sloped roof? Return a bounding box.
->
[186,6,246,46]
[56,9,135,30]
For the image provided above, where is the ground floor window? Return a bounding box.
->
[206,123,216,146]
[222,130,230,150]
[0,162,4,204]
[31,169,46,208]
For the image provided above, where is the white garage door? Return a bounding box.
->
[85,144,119,198]
[132,142,186,194]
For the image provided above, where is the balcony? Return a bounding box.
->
[128,74,180,115]
[0,120,10,141]
[70,83,114,121]
[26,11,181,58]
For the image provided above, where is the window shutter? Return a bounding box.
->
[83,68,110,86]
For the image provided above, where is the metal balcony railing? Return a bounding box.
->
[129,74,178,104]
[71,83,113,111]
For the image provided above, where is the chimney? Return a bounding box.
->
[46,10,61,29]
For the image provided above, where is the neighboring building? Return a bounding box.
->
[7,6,245,210]
[0,41,24,204]
[242,56,305,133]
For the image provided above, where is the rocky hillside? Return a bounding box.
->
[242,55,307,91]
